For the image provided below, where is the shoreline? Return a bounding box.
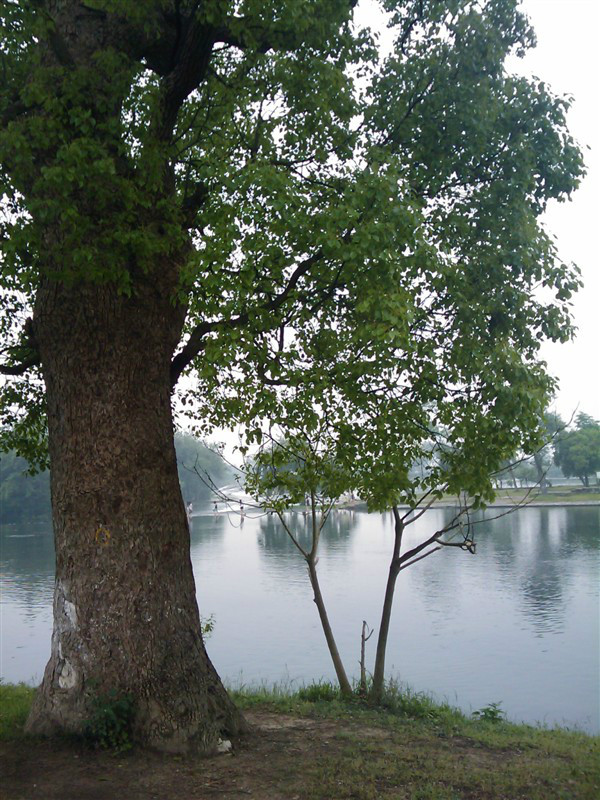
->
[338,496,600,511]
[1,682,597,799]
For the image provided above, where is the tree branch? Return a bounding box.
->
[181,181,209,225]
[0,353,40,376]
[0,318,40,375]
[170,247,324,386]
[157,19,216,140]
[398,507,467,565]
[156,4,318,141]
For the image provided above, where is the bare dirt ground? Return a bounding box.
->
[0,710,511,800]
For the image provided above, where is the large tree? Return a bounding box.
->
[554,413,600,487]
[0,0,582,750]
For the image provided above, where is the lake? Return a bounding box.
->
[1,505,598,733]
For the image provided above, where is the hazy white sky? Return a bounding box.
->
[512,0,600,421]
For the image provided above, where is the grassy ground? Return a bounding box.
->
[340,486,600,511]
[1,681,598,799]
[0,682,34,739]
[489,487,600,504]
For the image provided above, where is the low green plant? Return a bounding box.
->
[366,678,458,725]
[472,701,505,723]
[297,682,342,703]
[0,681,35,739]
[83,689,135,752]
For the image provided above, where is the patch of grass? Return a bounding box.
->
[376,679,462,725]
[297,733,599,800]
[491,487,600,504]
[1,680,598,797]
[234,679,464,732]
[234,682,600,798]
[0,682,35,739]
[229,678,314,713]
[297,681,342,703]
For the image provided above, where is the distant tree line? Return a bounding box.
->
[0,449,51,521]
[0,433,234,524]
[554,413,600,488]
[496,412,600,490]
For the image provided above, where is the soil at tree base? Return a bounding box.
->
[1,709,597,800]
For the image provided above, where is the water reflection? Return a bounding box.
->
[482,507,597,636]
[515,510,565,635]
[257,509,358,555]
[1,506,598,732]
[1,521,55,612]
[189,511,229,556]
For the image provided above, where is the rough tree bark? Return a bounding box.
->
[8,1,251,753]
[25,271,244,751]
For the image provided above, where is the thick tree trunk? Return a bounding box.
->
[25,275,244,752]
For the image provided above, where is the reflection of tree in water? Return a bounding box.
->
[481,509,599,635]
[413,507,599,636]
[485,507,599,564]
[557,508,600,557]
[517,509,566,634]
[321,510,361,550]
[1,521,55,615]
[256,509,360,578]
[189,512,228,557]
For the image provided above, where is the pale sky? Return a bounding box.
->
[512,0,600,422]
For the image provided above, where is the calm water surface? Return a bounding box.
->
[1,506,598,732]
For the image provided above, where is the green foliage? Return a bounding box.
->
[472,701,506,724]
[0,1,585,515]
[200,613,216,638]
[0,378,49,473]
[245,427,350,514]
[83,689,135,752]
[554,414,600,487]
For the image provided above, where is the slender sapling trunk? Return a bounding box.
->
[370,506,404,704]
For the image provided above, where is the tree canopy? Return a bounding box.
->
[1,0,583,490]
